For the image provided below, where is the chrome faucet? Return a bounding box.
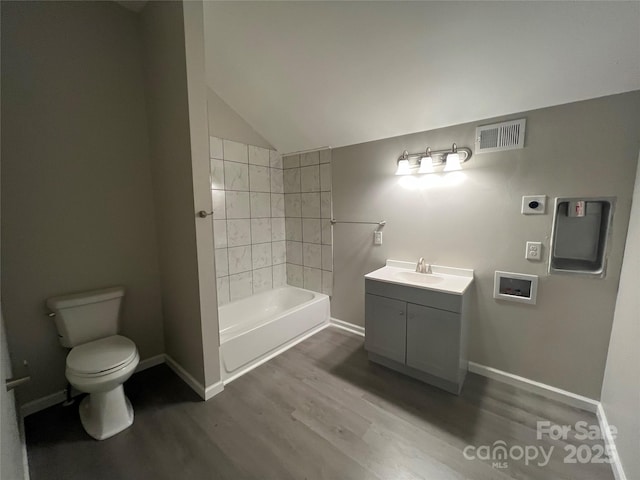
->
[416,258,432,274]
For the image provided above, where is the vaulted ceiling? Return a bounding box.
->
[203,1,640,154]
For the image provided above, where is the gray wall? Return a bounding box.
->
[1,0,164,404]
[207,87,273,150]
[140,0,210,386]
[600,153,640,479]
[331,92,640,399]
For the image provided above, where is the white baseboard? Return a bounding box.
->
[135,354,165,373]
[21,353,226,416]
[597,403,627,480]
[164,354,207,400]
[204,381,224,400]
[330,318,365,336]
[468,361,599,413]
[20,390,68,418]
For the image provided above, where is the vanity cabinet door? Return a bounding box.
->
[406,303,460,382]
[364,294,406,363]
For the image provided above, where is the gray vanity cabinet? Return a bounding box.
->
[406,304,460,382]
[364,278,470,394]
[364,294,407,363]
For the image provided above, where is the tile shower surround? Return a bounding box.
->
[210,137,286,304]
[282,149,333,296]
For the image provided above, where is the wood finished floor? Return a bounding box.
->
[26,327,614,480]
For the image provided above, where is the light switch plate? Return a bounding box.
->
[373,231,383,245]
[526,241,542,261]
[522,195,547,215]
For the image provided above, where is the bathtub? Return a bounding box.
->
[219,286,330,383]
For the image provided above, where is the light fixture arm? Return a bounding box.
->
[396,144,472,169]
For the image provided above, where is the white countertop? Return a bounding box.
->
[364,260,474,295]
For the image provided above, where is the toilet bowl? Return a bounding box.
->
[65,335,140,440]
[46,286,139,440]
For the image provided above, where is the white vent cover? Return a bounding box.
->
[475,119,526,153]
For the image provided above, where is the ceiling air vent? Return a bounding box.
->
[475,118,526,153]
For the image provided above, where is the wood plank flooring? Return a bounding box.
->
[25,327,614,480]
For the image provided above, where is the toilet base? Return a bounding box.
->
[79,385,134,440]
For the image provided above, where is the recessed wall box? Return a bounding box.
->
[493,271,538,305]
[549,197,615,277]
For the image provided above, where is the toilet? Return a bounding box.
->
[46,286,139,440]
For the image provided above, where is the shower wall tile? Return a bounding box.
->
[303,243,321,268]
[250,192,271,218]
[210,159,225,190]
[227,219,251,247]
[320,192,332,219]
[270,150,283,169]
[252,243,272,269]
[284,148,333,296]
[224,161,249,191]
[253,266,273,293]
[300,151,319,166]
[251,218,271,244]
[216,275,230,305]
[228,245,252,274]
[210,136,223,160]
[283,154,300,169]
[322,271,333,296]
[283,169,301,193]
[249,145,270,166]
[319,149,331,164]
[211,190,226,219]
[321,245,333,272]
[213,219,228,248]
[271,194,285,218]
[301,193,320,218]
[286,241,302,265]
[320,163,331,191]
[229,272,253,301]
[223,139,248,163]
[285,218,302,241]
[212,139,330,301]
[321,219,332,245]
[300,165,320,192]
[226,191,250,219]
[272,218,286,241]
[249,165,270,192]
[270,168,284,194]
[303,267,322,292]
[215,248,229,277]
[286,263,303,288]
[272,241,286,265]
[302,218,321,244]
[284,193,301,217]
[273,264,286,287]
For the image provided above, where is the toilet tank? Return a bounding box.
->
[46,286,125,348]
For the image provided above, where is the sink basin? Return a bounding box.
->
[393,271,444,285]
[364,261,474,294]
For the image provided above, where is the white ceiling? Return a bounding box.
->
[203,1,640,154]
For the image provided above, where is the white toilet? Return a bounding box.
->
[47,286,139,440]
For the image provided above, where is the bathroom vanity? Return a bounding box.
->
[364,260,473,394]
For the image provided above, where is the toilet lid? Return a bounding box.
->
[67,335,137,375]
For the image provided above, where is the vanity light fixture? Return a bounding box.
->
[396,143,471,175]
[418,148,434,174]
[443,143,462,172]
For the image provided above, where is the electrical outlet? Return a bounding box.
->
[522,195,547,215]
[373,231,383,245]
[526,241,542,261]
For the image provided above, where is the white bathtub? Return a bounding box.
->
[219,286,330,383]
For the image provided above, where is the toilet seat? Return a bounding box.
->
[67,335,137,378]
